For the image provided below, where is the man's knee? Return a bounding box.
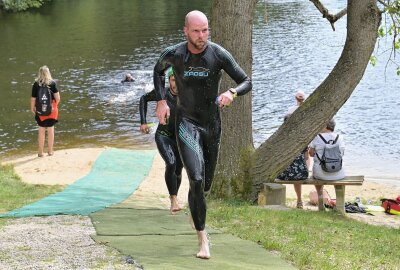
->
[189,178,205,194]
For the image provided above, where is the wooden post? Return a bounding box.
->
[334,185,346,214]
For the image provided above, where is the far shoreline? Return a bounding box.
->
[1,146,399,200]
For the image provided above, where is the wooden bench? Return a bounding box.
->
[273,176,364,214]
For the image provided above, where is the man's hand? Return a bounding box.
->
[140,124,150,134]
[156,100,170,125]
[217,90,234,108]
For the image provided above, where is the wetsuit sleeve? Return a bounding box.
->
[153,45,176,101]
[139,89,157,124]
[217,47,252,96]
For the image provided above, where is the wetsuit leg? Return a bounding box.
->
[175,152,184,193]
[177,117,206,231]
[203,119,221,194]
[155,132,180,196]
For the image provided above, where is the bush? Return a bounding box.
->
[1,0,50,12]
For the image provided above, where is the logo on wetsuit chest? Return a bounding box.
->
[184,67,210,77]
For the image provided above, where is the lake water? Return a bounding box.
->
[0,0,399,183]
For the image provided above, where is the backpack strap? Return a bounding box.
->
[333,134,339,144]
[315,152,323,163]
[319,133,339,145]
[318,134,328,144]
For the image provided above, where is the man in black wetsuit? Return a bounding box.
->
[139,68,183,214]
[154,10,252,259]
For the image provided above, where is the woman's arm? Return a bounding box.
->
[30,97,36,114]
[54,92,60,105]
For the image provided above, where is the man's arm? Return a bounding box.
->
[153,46,176,124]
[217,45,252,95]
[216,46,252,107]
[139,90,157,134]
[139,90,156,124]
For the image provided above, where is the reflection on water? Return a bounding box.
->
[0,0,207,155]
[0,0,399,179]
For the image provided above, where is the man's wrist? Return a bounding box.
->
[229,88,237,99]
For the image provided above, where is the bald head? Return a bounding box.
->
[184,10,209,53]
[185,10,208,27]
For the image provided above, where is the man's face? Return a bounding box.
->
[169,76,177,95]
[184,19,209,51]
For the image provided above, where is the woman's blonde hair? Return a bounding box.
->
[36,65,53,86]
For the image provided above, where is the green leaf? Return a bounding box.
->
[378,27,385,38]
[369,56,377,66]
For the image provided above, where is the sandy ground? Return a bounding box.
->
[3,147,399,208]
[2,148,105,185]
[0,147,399,269]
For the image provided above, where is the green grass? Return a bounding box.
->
[0,164,64,226]
[208,200,400,270]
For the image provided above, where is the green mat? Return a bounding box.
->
[91,208,221,236]
[0,148,156,218]
[91,208,297,270]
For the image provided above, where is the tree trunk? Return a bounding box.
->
[251,0,381,200]
[210,0,257,198]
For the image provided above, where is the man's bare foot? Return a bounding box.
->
[196,230,210,259]
[169,195,182,214]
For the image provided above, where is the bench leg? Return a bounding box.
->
[334,185,346,214]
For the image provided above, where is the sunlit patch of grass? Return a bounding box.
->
[208,199,400,270]
[0,164,64,224]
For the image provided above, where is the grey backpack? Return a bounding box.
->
[316,134,342,173]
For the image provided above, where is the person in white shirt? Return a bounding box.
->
[309,119,345,209]
[287,90,306,114]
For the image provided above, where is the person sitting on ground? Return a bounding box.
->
[277,115,309,209]
[121,73,135,83]
[287,90,306,114]
[139,68,183,214]
[309,118,345,210]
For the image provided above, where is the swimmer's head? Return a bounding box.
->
[184,10,209,52]
[167,68,177,95]
[125,73,134,81]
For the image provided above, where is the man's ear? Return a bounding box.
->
[183,26,188,37]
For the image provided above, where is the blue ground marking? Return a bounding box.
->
[0,148,156,218]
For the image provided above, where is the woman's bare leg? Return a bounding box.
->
[47,126,55,155]
[38,127,46,157]
[294,183,303,208]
